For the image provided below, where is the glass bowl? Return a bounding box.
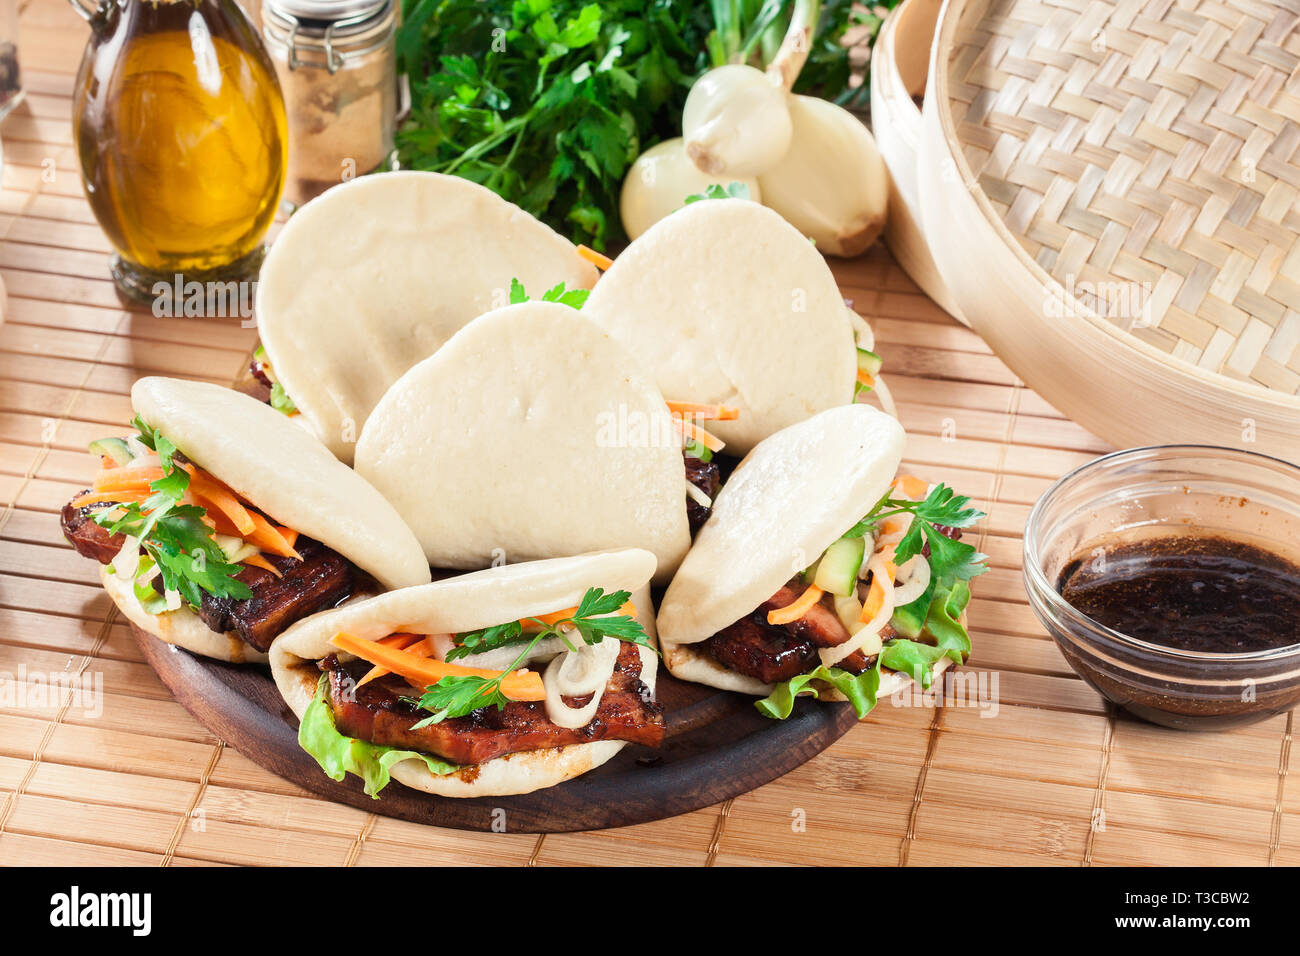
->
[1023,445,1300,730]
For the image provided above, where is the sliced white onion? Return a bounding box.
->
[163,588,182,612]
[460,634,570,672]
[543,636,620,729]
[124,437,152,461]
[872,374,898,420]
[892,554,931,606]
[428,633,456,661]
[111,535,141,579]
[848,308,875,350]
[833,593,863,634]
[822,553,895,667]
[685,481,713,510]
[552,634,620,697]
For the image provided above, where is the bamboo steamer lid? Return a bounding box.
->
[919,0,1300,462]
[871,0,968,324]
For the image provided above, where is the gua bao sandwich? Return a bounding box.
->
[270,549,662,797]
[657,404,987,718]
[354,299,738,583]
[254,171,600,462]
[59,377,430,663]
[582,195,884,456]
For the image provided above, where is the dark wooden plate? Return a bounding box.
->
[132,625,858,833]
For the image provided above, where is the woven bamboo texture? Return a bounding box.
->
[945,0,1300,395]
[0,0,1296,866]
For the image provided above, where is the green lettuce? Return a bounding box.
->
[299,676,458,798]
[756,580,975,718]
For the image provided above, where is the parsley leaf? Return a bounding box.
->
[843,483,988,585]
[413,587,651,725]
[508,277,589,309]
[683,181,751,204]
[396,2,872,247]
[92,423,252,609]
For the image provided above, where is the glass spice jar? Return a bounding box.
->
[261,0,398,208]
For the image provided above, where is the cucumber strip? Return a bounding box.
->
[814,536,866,597]
[683,438,713,462]
[857,347,883,377]
[88,437,133,466]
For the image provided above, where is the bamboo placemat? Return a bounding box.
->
[0,0,1294,867]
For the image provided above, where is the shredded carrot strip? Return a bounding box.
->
[331,632,545,701]
[524,601,637,629]
[857,369,876,388]
[674,418,725,453]
[92,467,165,494]
[279,526,299,549]
[356,633,425,688]
[576,244,614,271]
[72,490,151,508]
[892,475,929,500]
[859,561,898,622]
[244,510,301,559]
[185,467,256,536]
[665,401,739,421]
[767,584,825,626]
[241,553,282,578]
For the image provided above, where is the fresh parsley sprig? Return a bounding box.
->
[844,483,988,584]
[683,181,751,204]
[508,277,590,309]
[410,587,650,727]
[93,419,251,608]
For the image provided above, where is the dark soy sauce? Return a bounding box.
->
[1057,535,1300,653]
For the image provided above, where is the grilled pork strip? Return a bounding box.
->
[684,453,721,534]
[200,538,353,652]
[61,496,127,564]
[61,491,355,651]
[703,615,819,683]
[761,579,852,647]
[321,642,665,765]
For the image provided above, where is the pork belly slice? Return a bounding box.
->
[321,642,664,766]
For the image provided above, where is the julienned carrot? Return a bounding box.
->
[768,583,825,626]
[356,632,425,688]
[857,369,876,388]
[666,401,739,421]
[186,468,256,536]
[240,553,282,578]
[244,510,300,559]
[92,467,165,494]
[331,632,546,701]
[522,600,637,629]
[576,244,614,271]
[72,490,151,508]
[859,562,898,622]
[892,475,929,500]
[674,419,725,453]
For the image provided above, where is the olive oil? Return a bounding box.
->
[73,0,287,302]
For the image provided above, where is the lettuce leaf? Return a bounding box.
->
[756,580,976,717]
[298,676,458,798]
[755,661,884,721]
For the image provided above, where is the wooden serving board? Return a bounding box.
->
[129,624,859,833]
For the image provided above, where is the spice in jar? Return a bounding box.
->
[262,0,398,207]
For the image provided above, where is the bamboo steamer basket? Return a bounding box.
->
[918,0,1300,462]
[871,0,968,324]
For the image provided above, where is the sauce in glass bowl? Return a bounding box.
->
[1024,446,1300,730]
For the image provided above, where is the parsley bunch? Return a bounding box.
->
[844,483,988,584]
[411,587,651,726]
[508,277,589,309]
[395,1,876,247]
[94,418,251,609]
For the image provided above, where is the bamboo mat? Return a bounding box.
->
[0,0,1294,867]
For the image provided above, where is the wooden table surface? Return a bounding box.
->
[0,0,1295,867]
